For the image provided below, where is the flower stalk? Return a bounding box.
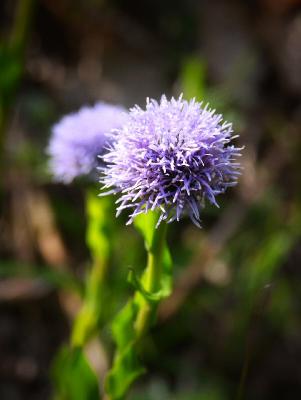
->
[134,221,167,339]
[105,212,172,399]
[72,190,112,347]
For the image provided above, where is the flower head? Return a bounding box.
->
[48,102,127,183]
[101,95,242,227]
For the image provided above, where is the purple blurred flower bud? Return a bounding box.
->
[47,102,127,183]
[100,95,242,227]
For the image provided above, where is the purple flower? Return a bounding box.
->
[100,95,242,227]
[48,102,128,183]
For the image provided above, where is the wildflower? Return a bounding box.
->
[101,95,241,226]
[48,102,127,183]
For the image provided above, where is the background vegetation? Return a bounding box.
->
[1,0,301,399]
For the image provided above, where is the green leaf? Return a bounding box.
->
[134,212,173,303]
[52,346,100,400]
[128,263,171,303]
[105,300,145,399]
[112,299,138,350]
[105,343,145,400]
[134,211,159,251]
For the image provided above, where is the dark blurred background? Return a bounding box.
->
[1,0,301,399]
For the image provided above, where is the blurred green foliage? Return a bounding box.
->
[0,0,35,155]
[180,57,206,101]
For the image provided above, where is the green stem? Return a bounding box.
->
[104,213,171,399]
[134,222,167,339]
[71,257,109,347]
[71,191,112,347]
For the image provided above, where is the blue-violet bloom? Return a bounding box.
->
[100,95,242,227]
[48,102,127,183]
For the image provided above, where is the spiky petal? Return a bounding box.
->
[100,95,242,226]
